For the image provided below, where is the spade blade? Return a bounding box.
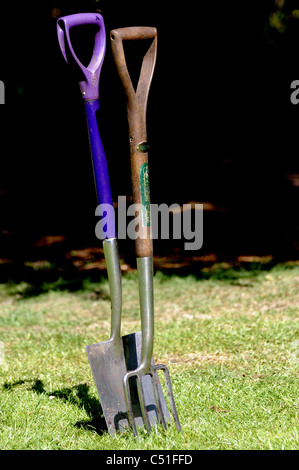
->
[86,330,170,435]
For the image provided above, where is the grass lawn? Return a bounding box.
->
[0,260,298,450]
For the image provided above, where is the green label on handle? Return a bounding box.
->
[140,162,151,227]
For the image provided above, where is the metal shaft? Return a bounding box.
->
[103,238,122,341]
[136,256,154,372]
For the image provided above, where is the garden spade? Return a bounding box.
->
[110,26,181,435]
[57,13,169,435]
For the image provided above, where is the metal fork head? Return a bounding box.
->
[122,364,181,436]
[154,364,182,433]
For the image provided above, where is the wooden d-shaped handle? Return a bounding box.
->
[110,27,157,258]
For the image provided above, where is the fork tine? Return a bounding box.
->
[155,364,182,432]
[123,371,138,436]
[151,367,167,430]
[137,374,152,432]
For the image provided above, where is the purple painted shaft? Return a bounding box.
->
[85,99,116,239]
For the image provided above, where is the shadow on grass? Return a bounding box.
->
[2,378,107,436]
[0,265,112,300]
[154,258,299,285]
[0,245,298,300]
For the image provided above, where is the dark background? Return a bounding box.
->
[0,0,298,281]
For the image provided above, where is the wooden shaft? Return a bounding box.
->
[110,27,157,258]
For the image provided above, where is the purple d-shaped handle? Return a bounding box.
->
[57,13,115,239]
[57,12,106,100]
